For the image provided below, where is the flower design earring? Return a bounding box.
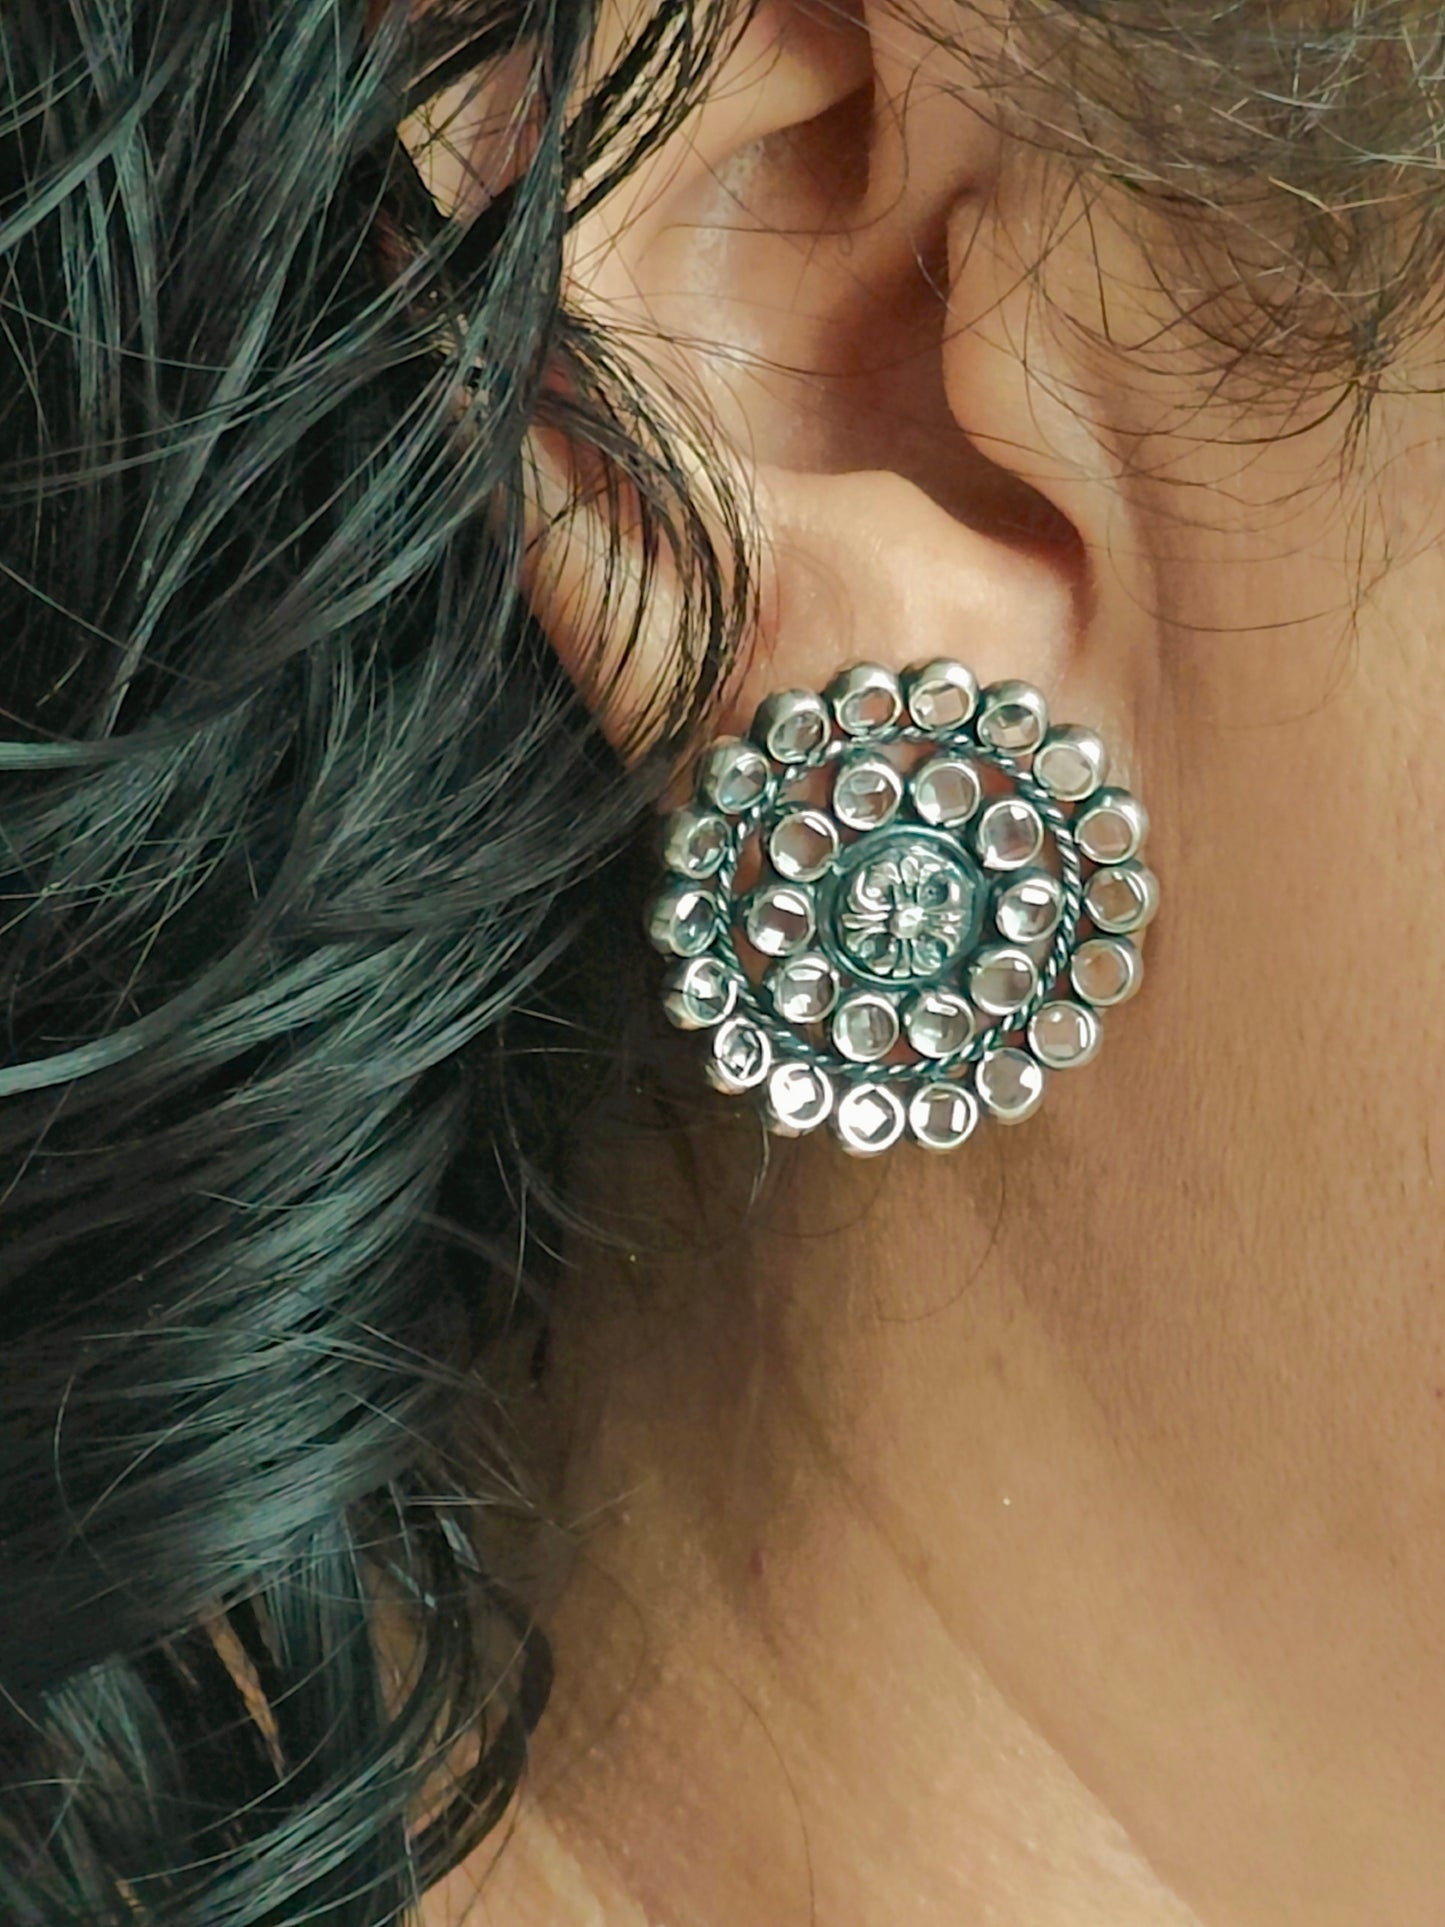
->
[645,660,1158,1155]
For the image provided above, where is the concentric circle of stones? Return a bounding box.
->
[647,659,1157,1152]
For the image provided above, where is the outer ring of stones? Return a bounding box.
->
[646,659,1156,1151]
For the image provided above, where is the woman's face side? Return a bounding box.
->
[553,0,1445,1496]
[435,2,1445,1915]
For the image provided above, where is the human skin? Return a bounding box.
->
[420,3,1445,1922]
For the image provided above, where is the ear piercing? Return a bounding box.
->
[645,661,1157,1155]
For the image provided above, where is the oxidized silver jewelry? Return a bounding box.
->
[645,661,1157,1156]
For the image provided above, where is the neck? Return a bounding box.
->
[430,1090,1443,1927]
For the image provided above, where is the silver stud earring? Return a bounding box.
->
[645,661,1157,1155]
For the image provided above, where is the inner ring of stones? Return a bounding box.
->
[818,828,988,991]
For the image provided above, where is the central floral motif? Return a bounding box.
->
[833,838,978,982]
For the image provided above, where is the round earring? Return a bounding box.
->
[645,660,1158,1155]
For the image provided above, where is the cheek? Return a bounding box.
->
[1092,411,1445,1562]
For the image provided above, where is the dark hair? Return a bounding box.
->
[0,2,746,1920]
[0,0,1439,1921]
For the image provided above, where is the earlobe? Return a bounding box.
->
[746,463,1077,721]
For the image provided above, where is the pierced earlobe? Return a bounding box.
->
[646,658,1156,1154]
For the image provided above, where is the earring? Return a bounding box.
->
[645,661,1157,1155]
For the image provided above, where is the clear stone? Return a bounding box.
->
[1034,725,1107,802]
[968,945,1039,1016]
[1027,999,1102,1069]
[697,738,771,815]
[833,755,903,830]
[705,1016,773,1093]
[977,680,1049,754]
[975,1047,1047,1123]
[769,809,839,883]
[745,883,815,957]
[646,881,717,957]
[764,1061,835,1136]
[1084,861,1159,935]
[994,869,1065,943]
[908,1081,980,1150]
[906,659,979,732]
[840,689,896,732]
[828,663,903,736]
[1070,936,1143,1007]
[662,806,729,880]
[832,992,901,1063]
[662,956,738,1031]
[768,953,840,1024]
[771,711,826,761]
[976,798,1045,871]
[753,689,831,764]
[834,1081,908,1156]
[1076,787,1148,865]
[911,755,982,827]
[904,989,976,1058]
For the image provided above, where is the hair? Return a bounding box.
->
[0,3,748,1921]
[0,2,1441,1922]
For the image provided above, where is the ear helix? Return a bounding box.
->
[645,661,1157,1155]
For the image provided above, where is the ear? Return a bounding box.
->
[520,0,1158,772]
